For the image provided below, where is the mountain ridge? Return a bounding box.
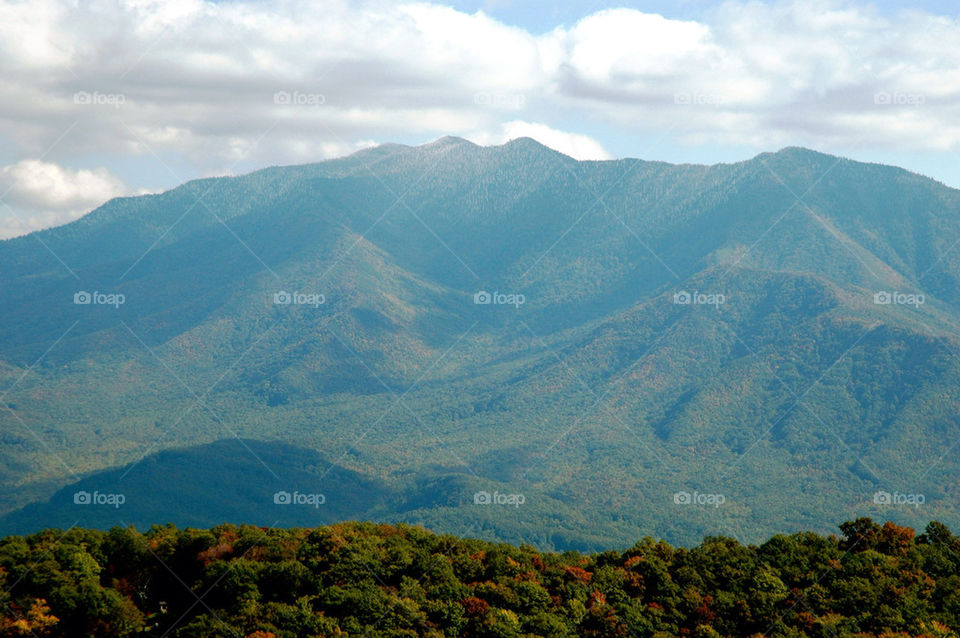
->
[4,139,954,250]
[0,138,958,548]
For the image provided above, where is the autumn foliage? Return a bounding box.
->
[0,519,959,636]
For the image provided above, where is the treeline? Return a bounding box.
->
[1,518,960,637]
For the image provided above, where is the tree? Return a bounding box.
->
[0,598,59,637]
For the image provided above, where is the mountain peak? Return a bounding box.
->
[502,136,553,153]
[766,146,839,162]
[420,136,476,149]
[410,136,565,159]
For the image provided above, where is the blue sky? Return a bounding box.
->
[449,0,959,31]
[0,0,958,237]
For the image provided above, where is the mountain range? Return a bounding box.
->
[1,136,959,550]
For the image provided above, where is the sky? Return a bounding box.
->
[0,0,958,238]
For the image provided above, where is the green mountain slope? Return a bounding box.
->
[1,138,959,548]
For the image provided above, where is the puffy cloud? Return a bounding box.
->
[0,161,133,238]
[550,9,719,82]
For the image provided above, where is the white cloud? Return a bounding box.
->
[398,3,543,90]
[545,1,960,150]
[551,9,718,81]
[0,0,959,233]
[0,161,133,239]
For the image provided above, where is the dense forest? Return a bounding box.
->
[4,141,960,549]
[2,518,960,637]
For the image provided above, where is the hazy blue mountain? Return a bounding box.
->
[1,138,959,549]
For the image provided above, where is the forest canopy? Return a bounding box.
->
[1,518,959,637]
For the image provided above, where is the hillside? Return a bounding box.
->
[1,138,959,548]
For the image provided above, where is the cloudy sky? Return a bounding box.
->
[0,0,958,238]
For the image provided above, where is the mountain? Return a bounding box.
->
[1,137,959,549]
